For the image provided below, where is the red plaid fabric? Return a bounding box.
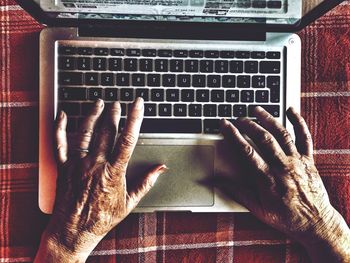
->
[0,1,349,262]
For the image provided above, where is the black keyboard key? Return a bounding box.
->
[248,105,280,117]
[252,76,266,88]
[120,104,127,116]
[189,50,203,58]
[192,75,206,87]
[170,59,184,72]
[77,57,91,70]
[237,0,251,8]
[205,51,219,58]
[120,88,134,101]
[233,105,247,117]
[89,88,103,100]
[204,119,220,134]
[174,104,187,117]
[101,73,114,86]
[59,57,75,70]
[270,87,280,103]
[77,47,93,55]
[252,1,267,8]
[155,59,168,72]
[142,49,157,57]
[81,102,94,115]
[147,74,161,87]
[204,104,217,117]
[207,75,221,88]
[267,1,282,9]
[177,74,191,87]
[126,49,141,57]
[211,90,224,102]
[226,90,239,102]
[151,89,164,101]
[166,89,180,102]
[260,61,280,74]
[215,60,229,73]
[58,102,80,116]
[59,87,86,100]
[110,48,124,56]
[196,89,209,102]
[189,104,202,117]
[230,61,244,73]
[159,104,172,116]
[85,73,99,86]
[163,74,176,87]
[236,51,250,59]
[200,60,214,73]
[174,50,188,57]
[124,58,138,71]
[181,90,195,102]
[141,119,202,133]
[185,60,199,72]
[267,76,280,88]
[256,90,269,103]
[132,74,145,86]
[136,89,149,101]
[116,73,130,86]
[67,117,77,132]
[237,75,251,88]
[140,59,153,72]
[109,58,122,71]
[267,51,281,59]
[94,48,108,56]
[245,61,259,73]
[93,58,107,71]
[251,51,266,59]
[144,103,157,116]
[158,49,172,57]
[218,105,232,117]
[105,88,118,101]
[241,90,254,102]
[58,46,76,55]
[59,72,83,85]
[222,75,236,88]
[220,51,235,58]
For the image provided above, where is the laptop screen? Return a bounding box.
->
[40,0,301,25]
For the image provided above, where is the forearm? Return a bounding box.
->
[303,209,350,263]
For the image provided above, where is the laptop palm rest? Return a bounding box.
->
[126,145,215,207]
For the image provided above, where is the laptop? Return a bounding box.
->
[21,0,305,214]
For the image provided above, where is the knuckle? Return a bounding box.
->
[280,129,292,143]
[242,144,255,158]
[107,162,126,176]
[259,132,274,145]
[120,134,137,149]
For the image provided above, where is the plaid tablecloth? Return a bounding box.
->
[0,1,349,262]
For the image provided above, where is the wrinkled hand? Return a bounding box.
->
[35,98,167,263]
[218,107,350,262]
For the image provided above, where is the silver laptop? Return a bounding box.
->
[24,0,304,214]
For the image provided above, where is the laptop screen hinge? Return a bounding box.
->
[78,24,266,41]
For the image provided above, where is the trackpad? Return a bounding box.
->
[127,145,215,207]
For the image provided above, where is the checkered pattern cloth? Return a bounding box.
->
[0,1,349,262]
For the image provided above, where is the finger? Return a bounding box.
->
[110,97,144,173]
[234,118,286,165]
[127,164,167,211]
[220,119,270,176]
[55,111,68,164]
[91,102,121,162]
[76,99,104,158]
[253,106,299,157]
[286,107,314,158]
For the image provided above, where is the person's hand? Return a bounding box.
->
[35,98,167,263]
[218,107,350,263]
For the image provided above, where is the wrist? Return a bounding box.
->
[301,208,350,263]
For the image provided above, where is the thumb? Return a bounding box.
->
[127,164,168,209]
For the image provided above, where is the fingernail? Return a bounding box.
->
[59,110,65,119]
[255,106,263,112]
[156,164,169,174]
[96,99,104,107]
[112,101,121,110]
[134,97,144,110]
[220,119,230,129]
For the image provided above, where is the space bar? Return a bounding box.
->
[141,119,202,133]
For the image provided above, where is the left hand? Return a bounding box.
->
[35,98,167,262]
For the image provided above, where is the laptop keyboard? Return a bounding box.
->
[57,43,283,135]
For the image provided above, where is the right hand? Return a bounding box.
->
[217,107,350,262]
